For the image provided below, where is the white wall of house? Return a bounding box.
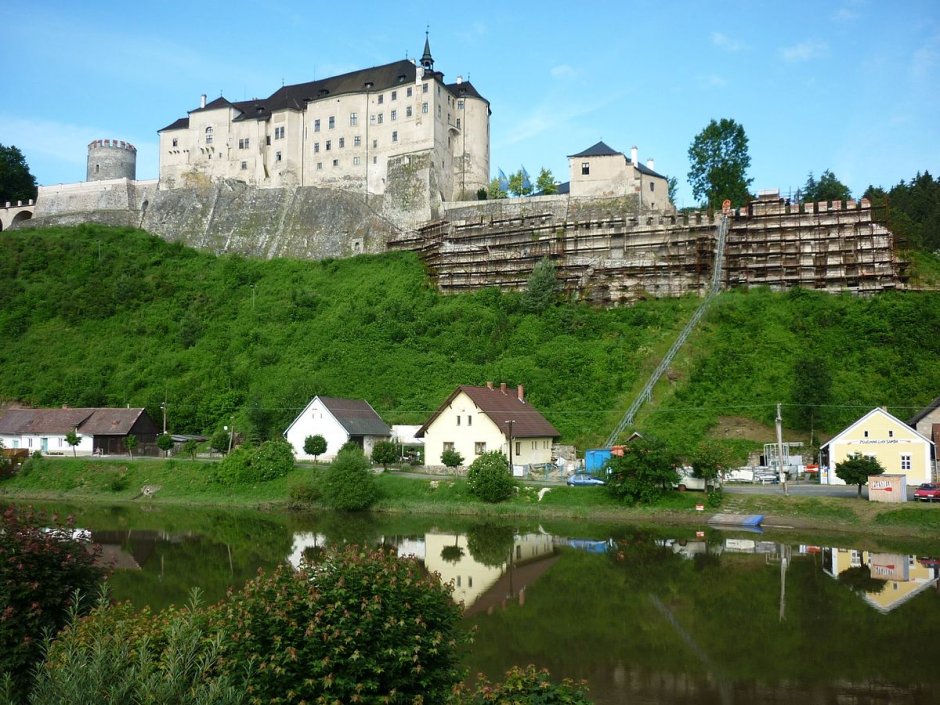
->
[283,398,351,462]
[822,408,933,486]
[1,433,94,455]
[422,390,555,468]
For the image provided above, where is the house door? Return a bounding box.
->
[41,437,49,452]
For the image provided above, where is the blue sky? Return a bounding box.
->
[2,1,937,207]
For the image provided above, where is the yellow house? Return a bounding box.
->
[417,383,559,470]
[824,548,939,613]
[820,407,934,486]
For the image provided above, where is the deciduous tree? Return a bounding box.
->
[0,144,37,204]
[156,433,174,458]
[687,118,753,209]
[536,167,558,195]
[440,447,464,469]
[370,439,398,470]
[523,256,559,312]
[303,434,327,462]
[835,453,885,498]
[605,438,680,504]
[65,430,81,457]
[124,434,137,459]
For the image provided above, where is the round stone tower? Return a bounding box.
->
[86,139,137,181]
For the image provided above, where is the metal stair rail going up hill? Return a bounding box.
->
[604,215,730,448]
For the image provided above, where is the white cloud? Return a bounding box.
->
[457,21,488,44]
[550,64,577,79]
[711,32,745,52]
[780,39,829,62]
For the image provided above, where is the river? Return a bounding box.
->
[19,502,940,704]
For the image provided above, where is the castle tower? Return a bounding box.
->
[86,139,137,181]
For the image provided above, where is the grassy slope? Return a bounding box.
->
[1,225,939,459]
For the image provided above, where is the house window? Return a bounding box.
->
[443,442,454,452]
[888,430,894,437]
[274,126,285,140]
[391,109,397,121]
[238,138,249,149]
[275,151,282,162]
[353,156,360,165]
[391,90,397,101]
[515,441,521,455]
[205,126,213,144]
[406,106,413,118]
[349,112,358,126]
[901,454,912,470]
[314,142,320,153]
[339,137,345,148]
[354,136,361,147]
[314,119,321,132]
[240,161,247,170]
[467,416,472,426]
[377,94,384,104]
[475,442,486,455]
[392,131,398,142]
[407,86,413,97]
[325,140,331,151]
[172,137,178,147]
[28,438,32,448]
[456,576,461,587]
[377,113,384,124]
[581,162,590,175]
[468,576,472,587]
[456,416,461,426]
[422,102,428,114]
[864,430,869,437]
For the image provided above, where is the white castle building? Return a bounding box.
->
[158,36,490,202]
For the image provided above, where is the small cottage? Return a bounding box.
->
[283,396,391,461]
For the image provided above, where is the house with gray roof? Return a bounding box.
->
[0,407,159,456]
[283,396,391,461]
[566,140,672,211]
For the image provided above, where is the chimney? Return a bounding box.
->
[500,382,507,394]
[646,158,655,171]
[631,145,638,165]
[486,381,494,390]
[517,385,525,402]
[200,94,207,109]
[456,75,463,84]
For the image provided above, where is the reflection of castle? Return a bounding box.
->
[823,548,940,613]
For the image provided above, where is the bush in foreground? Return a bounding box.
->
[467,451,516,503]
[454,665,593,704]
[212,439,295,484]
[322,446,378,510]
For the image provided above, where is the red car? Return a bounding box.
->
[914,483,940,502]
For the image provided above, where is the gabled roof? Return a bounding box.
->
[820,407,935,449]
[317,397,391,437]
[568,141,621,158]
[416,385,559,439]
[0,408,150,436]
[190,96,236,114]
[447,79,489,105]
[158,117,190,132]
[909,396,940,426]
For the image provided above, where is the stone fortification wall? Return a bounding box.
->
[36,179,158,226]
[390,198,904,305]
[87,139,137,182]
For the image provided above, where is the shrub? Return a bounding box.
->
[156,433,174,457]
[455,665,593,704]
[370,440,398,470]
[441,447,464,469]
[288,479,322,506]
[302,434,327,461]
[466,451,516,503]
[605,438,679,505]
[322,446,378,510]
[210,430,230,455]
[0,506,106,696]
[210,546,465,705]
[212,439,294,484]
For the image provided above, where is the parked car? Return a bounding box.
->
[914,483,940,502]
[567,472,605,487]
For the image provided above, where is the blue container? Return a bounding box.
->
[584,449,612,473]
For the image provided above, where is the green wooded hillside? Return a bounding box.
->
[1,225,938,454]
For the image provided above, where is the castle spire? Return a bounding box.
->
[420,28,434,72]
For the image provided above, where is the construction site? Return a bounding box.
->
[389,192,906,305]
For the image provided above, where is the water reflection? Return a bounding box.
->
[823,548,940,613]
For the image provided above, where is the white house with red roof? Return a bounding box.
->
[416,382,559,469]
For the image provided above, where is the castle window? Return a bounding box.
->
[377,94,384,104]
[370,114,376,124]
[372,139,377,148]
[172,138,178,147]
[314,119,320,132]
[649,181,655,192]
[373,156,377,164]
[353,156,360,166]
[407,86,413,97]
[406,106,413,118]
[317,162,322,170]
[240,161,247,170]
[458,100,464,109]
[422,82,428,93]
[456,118,461,129]
[274,126,285,140]
[391,90,397,101]
[349,112,358,126]
[354,136,361,147]
[332,159,338,167]
[581,162,590,175]
[328,116,335,129]
[313,142,319,153]
[205,126,213,144]
[238,138,249,149]
[325,140,331,151]
[437,104,441,117]
[339,137,345,148]
[391,109,397,121]
[377,113,384,124]
[275,151,282,162]
[422,102,428,114]
[95,164,99,173]
[392,131,398,142]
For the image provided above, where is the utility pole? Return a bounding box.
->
[776,402,788,496]
[506,419,515,473]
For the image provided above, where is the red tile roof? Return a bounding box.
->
[0,408,149,436]
[417,385,559,439]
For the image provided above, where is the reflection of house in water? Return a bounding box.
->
[90,530,189,571]
[422,532,557,613]
[823,548,940,613]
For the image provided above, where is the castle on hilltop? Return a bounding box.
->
[158,35,490,202]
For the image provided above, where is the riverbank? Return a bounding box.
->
[2,457,939,542]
